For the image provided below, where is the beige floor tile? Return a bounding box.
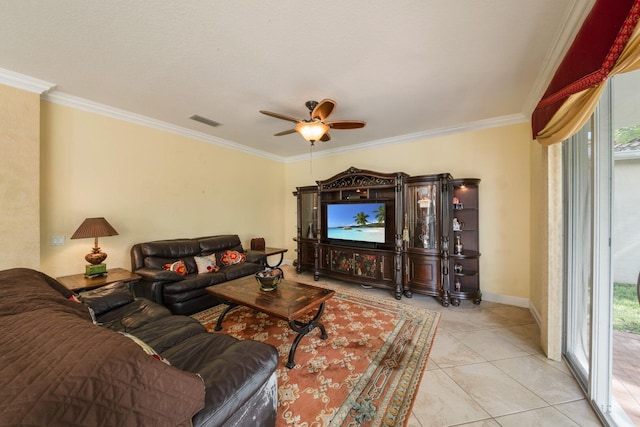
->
[494,406,580,426]
[492,355,585,404]
[455,420,501,427]
[448,329,531,361]
[428,331,486,368]
[444,362,548,417]
[412,369,491,426]
[554,399,604,427]
[406,411,422,427]
[532,353,573,376]
[498,323,544,354]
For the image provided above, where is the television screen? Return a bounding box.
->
[326,202,386,244]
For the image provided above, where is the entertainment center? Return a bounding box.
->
[293,167,481,306]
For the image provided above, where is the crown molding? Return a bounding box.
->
[0,68,57,94]
[42,90,528,164]
[284,113,529,163]
[42,92,286,162]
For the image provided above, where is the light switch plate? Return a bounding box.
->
[50,235,65,246]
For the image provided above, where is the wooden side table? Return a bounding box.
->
[255,247,288,268]
[56,268,141,293]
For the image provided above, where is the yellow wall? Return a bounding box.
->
[0,84,41,270]
[40,101,286,277]
[32,98,535,303]
[284,123,533,302]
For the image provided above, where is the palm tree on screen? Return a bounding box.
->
[374,205,385,225]
[354,212,369,226]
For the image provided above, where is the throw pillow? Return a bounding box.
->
[194,254,220,274]
[220,250,246,266]
[163,260,187,275]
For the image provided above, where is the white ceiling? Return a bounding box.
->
[0,1,594,161]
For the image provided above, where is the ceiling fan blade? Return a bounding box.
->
[260,110,301,123]
[326,120,366,130]
[274,128,297,136]
[312,99,336,121]
[320,132,331,142]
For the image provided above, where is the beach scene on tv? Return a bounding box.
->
[326,203,386,243]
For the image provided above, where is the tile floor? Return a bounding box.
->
[282,265,604,426]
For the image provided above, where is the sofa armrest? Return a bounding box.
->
[245,250,267,265]
[131,268,184,305]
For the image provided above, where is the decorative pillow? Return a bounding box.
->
[194,254,220,274]
[119,332,171,365]
[220,250,246,266]
[163,260,187,275]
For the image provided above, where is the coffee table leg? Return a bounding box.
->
[214,303,238,331]
[286,302,328,368]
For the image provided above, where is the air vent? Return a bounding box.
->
[190,114,221,128]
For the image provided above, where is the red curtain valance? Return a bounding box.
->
[532,0,639,138]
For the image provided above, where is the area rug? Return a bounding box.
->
[192,287,440,426]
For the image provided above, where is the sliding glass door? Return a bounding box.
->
[563,71,639,426]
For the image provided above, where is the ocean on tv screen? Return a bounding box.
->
[327,226,385,243]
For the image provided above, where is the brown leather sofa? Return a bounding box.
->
[0,268,279,427]
[131,235,266,315]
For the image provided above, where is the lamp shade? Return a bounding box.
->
[71,217,119,239]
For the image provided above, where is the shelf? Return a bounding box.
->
[450,251,481,258]
[454,271,479,276]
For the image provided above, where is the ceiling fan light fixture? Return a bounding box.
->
[295,121,329,142]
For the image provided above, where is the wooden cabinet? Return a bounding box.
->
[403,174,450,303]
[293,167,481,306]
[324,245,395,287]
[448,178,481,305]
[293,186,318,273]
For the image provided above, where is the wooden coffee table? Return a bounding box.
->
[206,275,335,368]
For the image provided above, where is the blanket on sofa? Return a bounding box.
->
[0,268,205,427]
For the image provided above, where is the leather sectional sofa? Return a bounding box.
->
[0,268,279,426]
[130,235,266,315]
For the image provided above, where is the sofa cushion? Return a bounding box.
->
[121,315,207,353]
[78,281,134,315]
[222,262,264,281]
[197,235,243,253]
[161,333,279,427]
[142,239,201,258]
[163,273,226,295]
[96,298,172,330]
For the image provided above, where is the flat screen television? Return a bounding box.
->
[325,202,387,244]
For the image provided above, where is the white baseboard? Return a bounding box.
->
[481,291,530,308]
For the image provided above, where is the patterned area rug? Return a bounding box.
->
[193,287,440,426]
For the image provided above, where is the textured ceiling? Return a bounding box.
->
[0,1,594,160]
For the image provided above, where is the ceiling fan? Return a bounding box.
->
[259,99,366,145]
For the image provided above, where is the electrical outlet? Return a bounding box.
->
[50,235,65,246]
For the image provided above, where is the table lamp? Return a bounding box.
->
[70,217,119,277]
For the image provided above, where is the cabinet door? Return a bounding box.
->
[330,249,353,275]
[379,253,395,283]
[406,253,440,295]
[406,181,440,252]
[319,245,329,270]
[353,252,378,279]
[299,242,316,269]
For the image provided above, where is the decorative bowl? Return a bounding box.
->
[255,267,283,291]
